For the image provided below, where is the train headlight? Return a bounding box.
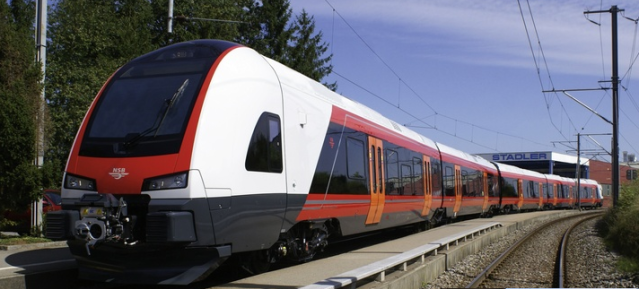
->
[142,172,188,191]
[65,174,97,191]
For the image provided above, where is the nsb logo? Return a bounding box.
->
[108,168,129,180]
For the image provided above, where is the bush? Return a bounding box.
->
[0,218,19,231]
[597,179,639,270]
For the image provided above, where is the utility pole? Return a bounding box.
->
[584,6,622,208]
[576,133,581,210]
[546,6,624,208]
[168,0,174,33]
[35,0,46,168]
[33,0,47,235]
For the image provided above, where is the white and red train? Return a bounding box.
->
[46,39,602,285]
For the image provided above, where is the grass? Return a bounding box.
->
[617,256,639,273]
[0,236,52,246]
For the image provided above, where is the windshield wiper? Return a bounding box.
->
[121,79,190,149]
[155,79,189,137]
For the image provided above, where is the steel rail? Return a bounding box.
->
[465,211,602,288]
[558,212,604,288]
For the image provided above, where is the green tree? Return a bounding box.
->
[287,9,336,90]
[240,0,293,64]
[44,0,337,187]
[240,2,335,90]
[46,0,158,185]
[0,0,42,212]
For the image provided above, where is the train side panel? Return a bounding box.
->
[191,46,287,252]
[266,58,334,231]
[437,143,500,218]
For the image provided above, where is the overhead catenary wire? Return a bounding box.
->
[518,0,639,158]
[323,0,552,152]
[518,0,580,144]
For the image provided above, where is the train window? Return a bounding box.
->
[461,170,469,196]
[413,157,424,196]
[487,173,498,197]
[431,159,442,197]
[461,169,481,197]
[560,185,568,198]
[377,146,383,194]
[524,181,533,198]
[80,59,211,157]
[444,165,455,197]
[386,149,400,195]
[470,170,482,197]
[245,113,282,173]
[400,164,412,195]
[500,177,518,197]
[309,123,368,195]
[371,145,377,193]
[346,138,366,179]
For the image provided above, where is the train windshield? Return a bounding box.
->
[79,44,220,157]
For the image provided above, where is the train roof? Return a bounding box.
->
[580,178,598,186]
[544,173,564,182]
[436,142,498,171]
[263,55,439,150]
[494,161,546,180]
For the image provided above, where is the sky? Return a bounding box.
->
[287,0,639,163]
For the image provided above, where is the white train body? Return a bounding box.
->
[46,40,602,285]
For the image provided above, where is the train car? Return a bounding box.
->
[555,177,575,208]
[492,162,544,212]
[576,179,599,209]
[517,166,546,211]
[434,143,500,219]
[596,184,604,207]
[44,39,466,285]
[543,173,563,209]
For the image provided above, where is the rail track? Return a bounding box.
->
[466,211,604,288]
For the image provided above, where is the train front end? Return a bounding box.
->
[45,40,240,285]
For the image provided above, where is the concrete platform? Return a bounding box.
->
[216,210,581,289]
[0,210,584,289]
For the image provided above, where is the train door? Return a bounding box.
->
[517,179,524,209]
[366,136,385,225]
[538,183,543,209]
[481,172,489,213]
[569,185,574,206]
[481,172,492,212]
[552,184,558,206]
[453,165,462,215]
[421,156,432,216]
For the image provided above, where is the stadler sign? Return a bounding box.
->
[491,152,548,161]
